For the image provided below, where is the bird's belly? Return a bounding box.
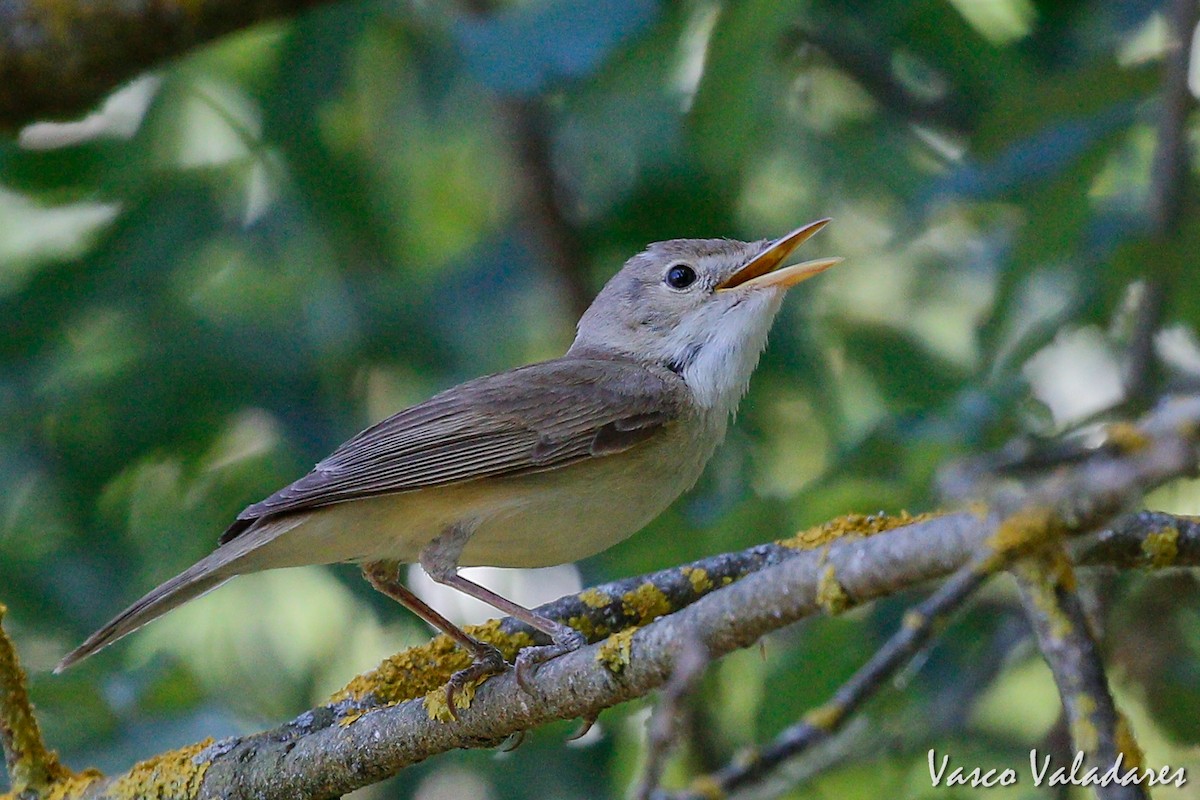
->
[455,464,683,568]
[458,421,719,567]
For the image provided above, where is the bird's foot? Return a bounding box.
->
[515,627,586,693]
[444,643,509,719]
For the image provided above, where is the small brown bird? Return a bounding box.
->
[59,220,838,694]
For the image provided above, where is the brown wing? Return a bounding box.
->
[219,357,687,543]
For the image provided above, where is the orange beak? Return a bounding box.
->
[716,218,841,291]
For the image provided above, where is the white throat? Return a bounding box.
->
[679,291,784,414]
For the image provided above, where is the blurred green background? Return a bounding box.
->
[3,0,1200,797]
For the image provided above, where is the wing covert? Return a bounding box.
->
[220,357,686,542]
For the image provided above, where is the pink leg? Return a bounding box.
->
[363,560,507,715]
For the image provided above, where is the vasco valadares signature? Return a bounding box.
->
[928,749,1187,789]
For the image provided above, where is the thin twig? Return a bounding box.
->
[635,634,709,800]
[507,98,593,320]
[1126,0,1199,402]
[1147,0,1199,237]
[787,24,974,132]
[659,558,992,800]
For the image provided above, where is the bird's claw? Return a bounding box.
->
[515,628,586,693]
[565,712,599,742]
[444,644,509,719]
[500,730,528,752]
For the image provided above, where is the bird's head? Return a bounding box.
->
[570,219,839,411]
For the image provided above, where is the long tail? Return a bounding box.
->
[55,553,235,672]
[57,513,314,672]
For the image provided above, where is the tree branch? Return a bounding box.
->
[787,23,975,133]
[1074,510,1200,569]
[1012,553,1147,800]
[3,397,1200,800]
[0,605,72,795]
[654,398,1200,798]
[0,0,333,128]
[634,634,709,800]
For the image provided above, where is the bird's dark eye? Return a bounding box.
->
[665,264,698,290]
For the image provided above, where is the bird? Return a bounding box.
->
[57,219,840,697]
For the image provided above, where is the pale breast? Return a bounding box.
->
[455,411,726,567]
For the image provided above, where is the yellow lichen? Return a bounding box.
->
[1047,547,1077,592]
[1140,526,1179,568]
[1014,550,1081,644]
[42,769,105,800]
[780,511,934,550]
[815,564,851,615]
[423,676,486,723]
[803,702,844,731]
[566,614,607,642]
[1070,694,1099,753]
[337,709,366,728]
[1017,557,1076,640]
[902,610,925,630]
[1114,712,1145,769]
[621,582,673,625]
[1106,422,1149,453]
[987,506,1066,562]
[109,739,213,800]
[596,628,638,673]
[967,501,989,519]
[331,619,535,707]
[578,588,612,609]
[687,774,726,800]
[0,603,74,795]
[682,566,713,594]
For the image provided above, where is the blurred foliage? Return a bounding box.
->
[3,0,1200,797]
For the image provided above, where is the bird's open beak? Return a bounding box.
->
[716,218,841,291]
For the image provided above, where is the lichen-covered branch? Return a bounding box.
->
[0,605,72,795]
[0,0,332,128]
[5,397,1200,800]
[1074,510,1200,569]
[654,495,1200,798]
[1013,554,1148,800]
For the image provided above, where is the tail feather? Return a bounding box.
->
[55,554,232,673]
[58,513,315,672]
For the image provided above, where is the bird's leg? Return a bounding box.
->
[362,560,507,716]
[419,569,586,692]
[419,526,587,692]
